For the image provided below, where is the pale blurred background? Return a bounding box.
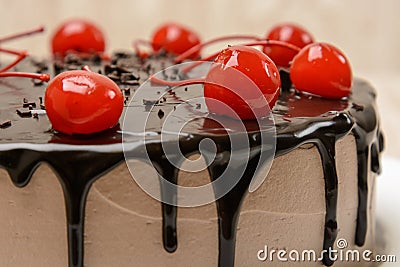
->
[1,0,399,158]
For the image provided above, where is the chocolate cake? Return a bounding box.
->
[0,21,385,265]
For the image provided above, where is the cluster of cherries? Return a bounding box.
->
[1,19,353,135]
[141,22,352,119]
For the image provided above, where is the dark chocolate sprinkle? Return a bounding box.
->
[123,87,131,96]
[16,108,32,117]
[23,102,36,108]
[0,120,12,129]
[158,109,165,119]
[32,78,44,86]
[352,103,364,111]
[143,99,158,106]
[107,71,120,81]
[123,80,140,86]
[279,68,292,92]
[31,59,49,72]
[104,64,117,75]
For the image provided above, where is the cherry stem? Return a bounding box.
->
[180,52,220,74]
[0,26,50,82]
[239,40,301,52]
[82,65,93,72]
[174,34,261,63]
[133,39,153,58]
[150,75,205,88]
[180,39,301,74]
[0,47,28,56]
[0,53,26,73]
[150,39,302,89]
[0,25,44,43]
[0,48,28,73]
[0,72,50,81]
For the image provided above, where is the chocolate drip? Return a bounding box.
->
[371,142,380,173]
[353,128,382,247]
[274,113,353,266]
[0,149,42,187]
[353,127,371,247]
[0,54,384,267]
[208,147,262,266]
[150,157,179,253]
[378,131,385,153]
[316,138,339,266]
[47,151,123,267]
[350,91,382,247]
[0,148,124,267]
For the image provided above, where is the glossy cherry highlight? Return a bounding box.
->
[290,42,352,99]
[45,66,123,135]
[51,19,106,57]
[263,23,314,67]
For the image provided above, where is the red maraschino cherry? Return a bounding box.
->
[263,23,314,67]
[151,23,201,57]
[151,45,281,120]
[204,46,281,119]
[45,66,123,135]
[134,23,201,59]
[290,42,352,99]
[51,19,106,57]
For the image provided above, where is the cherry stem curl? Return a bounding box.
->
[0,72,50,81]
[181,40,301,74]
[0,25,44,43]
[0,48,28,73]
[0,25,51,81]
[150,39,302,89]
[174,34,261,63]
[150,75,205,88]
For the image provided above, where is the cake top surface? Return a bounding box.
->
[0,52,376,151]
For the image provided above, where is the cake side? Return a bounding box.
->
[0,134,376,266]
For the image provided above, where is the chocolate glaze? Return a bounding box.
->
[0,53,383,267]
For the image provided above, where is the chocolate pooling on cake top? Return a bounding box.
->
[0,52,383,267]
